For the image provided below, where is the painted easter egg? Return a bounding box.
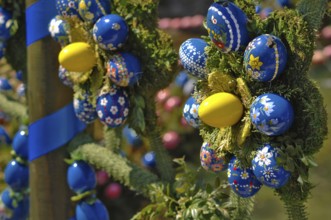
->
[250,93,294,136]
[12,127,29,160]
[93,14,129,51]
[76,199,109,220]
[58,65,73,87]
[206,1,249,52]
[244,34,288,82]
[142,151,156,168]
[182,96,200,128]
[106,52,142,87]
[200,142,227,172]
[252,143,291,188]
[73,93,97,124]
[228,157,262,198]
[0,7,16,40]
[4,160,29,191]
[96,86,130,128]
[48,16,70,45]
[198,92,243,128]
[67,160,96,193]
[0,41,6,59]
[78,0,111,23]
[179,38,208,79]
[0,77,12,91]
[56,0,81,19]
[0,126,11,144]
[10,195,30,220]
[59,42,96,72]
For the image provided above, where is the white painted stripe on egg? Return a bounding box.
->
[225,7,241,51]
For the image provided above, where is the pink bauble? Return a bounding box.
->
[96,171,109,186]
[162,131,181,150]
[104,183,122,200]
[322,45,331,58]
[312,50,326,65]
[155,89,170,103]
[164,96,181,112]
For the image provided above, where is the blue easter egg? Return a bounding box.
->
[49,16,70,45]
[122,126,143,147]
[0,126,11,144]
[1,188,15,209]
[9,196,29,220]
[76,199,109,220]
[255,5,262,14]
[78,0,111,23]
[16,70,23,81]
[175,71,189,88]
[182,96,200,128]
[250,93,294,136]
[67,160,96,194]
[56,0,81,19]
[252,143,291,188]
[179,38,208,79]
[58,65,73,87]
[1,189,29,219]
[200,142,227,172]
[277,0,291,7]
[96,86,130,128]
[0,7,15,41]
[244,34,288,82]
[0,77,12,91]
[0,41,6,59]
[12,127,29,160]
[74,93,97,124]
[206,1,250,52]
[16,83,26,97]
[228,157,262,198]
[107,52,142,87]
[4,160,29,191]
[93,14,129,51]
[142,151,156,168]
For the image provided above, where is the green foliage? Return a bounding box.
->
[132,158,231,220]
[0,93,28,123]
[297,0,329,31]
[229,191,255,220]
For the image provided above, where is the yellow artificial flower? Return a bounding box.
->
[249,54,263,70]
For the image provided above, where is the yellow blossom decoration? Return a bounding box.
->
[249,54,263,70]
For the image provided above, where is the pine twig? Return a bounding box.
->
[72,143,162,199]
[144,98,175,184]
[229,190,255,220]
[0,93,28,120]
[103,126,122,152]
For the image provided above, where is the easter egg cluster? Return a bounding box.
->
[179,1,294,197]
[0,7,18,59]
[49,0,143,128]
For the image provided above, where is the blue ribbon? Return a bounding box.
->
[29,103,86,161]
[26,0,86,160]
[26,0,57,46]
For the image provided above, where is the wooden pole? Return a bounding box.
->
[26,1,74,218]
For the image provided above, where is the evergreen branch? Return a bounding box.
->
[297,0,328,31]
[229,190,255,220]
[0,93,28,120]
[103,126,122,152]
[72,143,161,199]
[144,99,175,184]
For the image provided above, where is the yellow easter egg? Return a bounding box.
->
[58,42,96,72]
[198,92,243,128]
